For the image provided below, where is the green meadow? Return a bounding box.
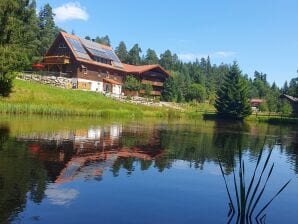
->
[0,79,182,118]
[1,80,297,124]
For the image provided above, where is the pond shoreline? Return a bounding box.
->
[1,80,297,123]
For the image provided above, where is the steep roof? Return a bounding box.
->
[281,94,298,103]
[60,32,125,71]
[50,32,171,76]
[122,63,171,76]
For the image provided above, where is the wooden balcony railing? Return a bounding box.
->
[43,56,70,64]
[141,80,163,86]
[139,90,161,96]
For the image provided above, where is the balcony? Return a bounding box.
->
[141,80,163,87]
[43,56,70,64]
[139,90,161,96]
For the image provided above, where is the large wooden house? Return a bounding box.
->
[43,32,170,96]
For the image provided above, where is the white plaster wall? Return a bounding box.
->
[78,78,103,92]
[112,84,122,95]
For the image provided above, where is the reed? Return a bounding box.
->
[219,146,291,224]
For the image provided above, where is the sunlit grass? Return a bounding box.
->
[0,80,174,118]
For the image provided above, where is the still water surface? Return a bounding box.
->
[0,116,297,224]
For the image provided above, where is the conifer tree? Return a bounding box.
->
[127,44,142,65]
[144,49,159,65]
[38,4,58,58]
[215,62,251,119]
[115,41,128,63]
[95,35,111,46]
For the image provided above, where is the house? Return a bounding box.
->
[43,32,170,96]
[280,94,298,116]
[250,99,264,107]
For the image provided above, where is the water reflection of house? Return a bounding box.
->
[17,125,164,183]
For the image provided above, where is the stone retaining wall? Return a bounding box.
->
[17,73,75,89]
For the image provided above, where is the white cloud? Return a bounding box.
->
[46,187,79,205]
[53,2,89,22]
[213,51,236,57]
[178,51,236,62]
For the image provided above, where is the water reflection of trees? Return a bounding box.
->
[0,121,297,223]
[0,126,48,223]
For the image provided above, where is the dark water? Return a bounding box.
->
[0,116,297,224]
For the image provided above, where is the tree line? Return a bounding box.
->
[0,0,60,96]
[1,1,297,118]
[112,38,297,118]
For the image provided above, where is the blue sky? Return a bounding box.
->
[36,0,298,86]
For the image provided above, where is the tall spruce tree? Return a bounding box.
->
[215,62,251,119]
[0,0,39,96]
[115,41,128,63]
[144,48,159,65]
[128,44,142,65]
[38,4,58,58]
[159,50,173,70]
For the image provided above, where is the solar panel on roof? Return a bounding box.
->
[105,50,121,63]
[76,52,90,60]
[79,38,122,64]
[66,38,87,54]
[66,37,90,59]
[88,48,108,59]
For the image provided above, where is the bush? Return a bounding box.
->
[0,45,29,97]
[0,72,16,97]
[123,75,141,91]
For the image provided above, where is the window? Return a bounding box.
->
[58,43,67,49]
[81,66,87,75]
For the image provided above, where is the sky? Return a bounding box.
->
[36,0,298,86]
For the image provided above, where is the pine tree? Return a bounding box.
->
[144,48,159,65]
[38,4,58,58]
[161,77,176,101]
[115,41,128,63]
[127,44,142,65]
[95,35,111,46]
[159,50,173,70]
[215,62,251,119]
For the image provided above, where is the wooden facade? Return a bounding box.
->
[43,32,170,96]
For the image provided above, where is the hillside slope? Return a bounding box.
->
[0,80,169,118]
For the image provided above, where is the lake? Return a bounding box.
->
[0,116,297,224]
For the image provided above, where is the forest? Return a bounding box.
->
[1,0,298,116]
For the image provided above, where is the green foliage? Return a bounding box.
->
[37,3,60,62]
[185,83,206,102]
[278,100,293,117]
[115,41,129,63]
[95,35,111,46]
[123,75,141,91]
[161,76,177,102]
[142,84,153,98]
[287,76,298,97]
[215,62,252,119]
[128,44,142,65]
[0,46,29,96]
[159,50,179,70]
[144,49,159,65]
[0,0,65,95]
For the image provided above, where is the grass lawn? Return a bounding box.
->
[0,79,172,118]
